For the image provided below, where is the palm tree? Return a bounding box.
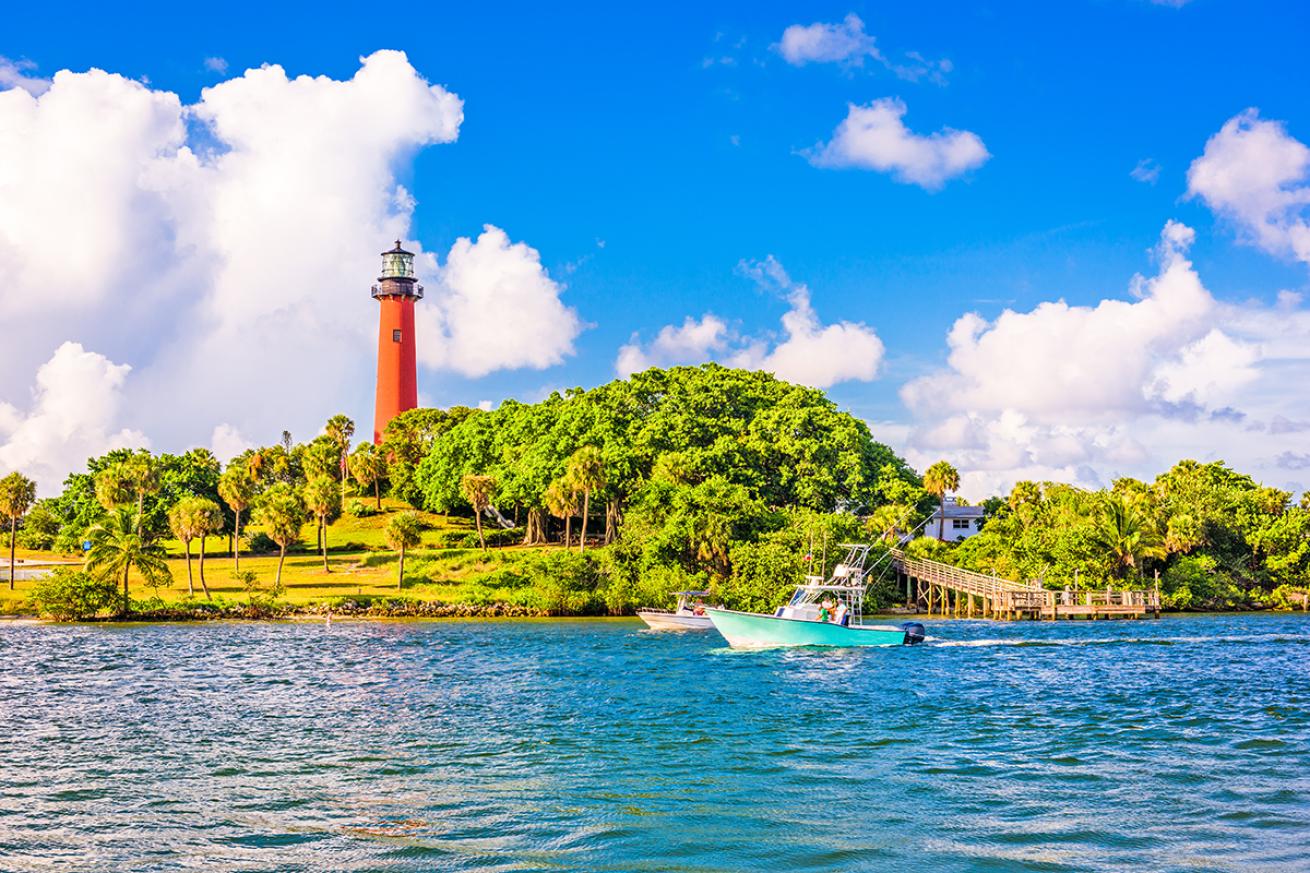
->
[923,460,961,541]
[385,511,424,589]
[0,472,36,591]
[324,414,355,498]
[169,497,209,598]
[218,465,256,570]
[303,476,339,572]
[94,462,134,510]
[123,451,160,533]
[256,484,306,593]
[460,474,497,550]
[349,442,387,510]
[1093,493,1165,580]
[543,478,579,547]
[195,498,223,599]
[86,508,171,615]
[566,447,606,553]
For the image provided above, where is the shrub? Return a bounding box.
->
[31,569,119,620]
[344,500,380,518]
[243,531,279,554]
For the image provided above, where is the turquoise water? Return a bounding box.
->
[1,615,1308,872]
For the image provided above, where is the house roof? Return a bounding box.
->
[929,504,985,519]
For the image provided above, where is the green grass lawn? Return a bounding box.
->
[0,501,560,614]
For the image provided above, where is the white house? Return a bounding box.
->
[926,497,985,543]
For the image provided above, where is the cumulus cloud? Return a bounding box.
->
[617,257,883,389]
[0,51,575,486]
[899,221,1310,498]
[775,14,950,83]
[1187,108,1310,265]
[209,423,252,464]
[417,225,582,378]
[0,343,146,493]
[203,57,228,74]
[808,98,988,189]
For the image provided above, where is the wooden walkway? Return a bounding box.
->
[889,550,1160,620]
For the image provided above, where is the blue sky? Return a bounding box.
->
[1,1,1309,496]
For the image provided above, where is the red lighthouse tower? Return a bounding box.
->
[372,241,423,443]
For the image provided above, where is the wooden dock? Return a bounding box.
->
[890,550,1160,620]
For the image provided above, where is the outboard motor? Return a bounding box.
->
[899,621,926,645]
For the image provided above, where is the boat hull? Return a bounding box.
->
[706,608,912,648]
[636,610,714,631]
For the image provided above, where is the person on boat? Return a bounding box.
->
[818,598,834,623]
[692,598,706,616]
[831,601,849,626]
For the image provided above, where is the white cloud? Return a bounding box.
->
[808,98,988,189]
[416,225,582,378]
[209,423,252,464]
[0,343,146,494]
[778,14,879,67]
[617,257,883,389]
[775,15,950,83]
[203,57,228,74]
[1187,108,1310,265]
[0,57,49,96]
[1131,157,1161,184]
[899,222,1310,498]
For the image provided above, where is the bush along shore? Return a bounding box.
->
[2,365,1308,622]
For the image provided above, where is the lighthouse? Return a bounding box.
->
[372,241,423,443]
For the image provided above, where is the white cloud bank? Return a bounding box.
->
[0,51,580,486]
[808,98,988,189]
[1188,108,1310,265]
[616,257,883,389]
[899,222,1310,499]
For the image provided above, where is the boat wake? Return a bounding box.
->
[930,633,1308,648]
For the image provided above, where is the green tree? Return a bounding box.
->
[256,484,305,593]
[460,474,498,551]
[86,508,171,614]
[349,442,387,510]
[303,476,340,571]
[218,465,256,570]
[169,497,215,598]
[923,460,961,541]
[31,569,119,620]
[1093,492,1165,580]
[566,447,606,553]
[0,472,36,591]
[385,511,424,589]
[324,414,356,497]
[543,478,579,547]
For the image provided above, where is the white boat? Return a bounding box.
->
[706,544,926,648]
[637,590,715,630]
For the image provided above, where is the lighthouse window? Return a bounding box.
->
[392,329,402,343]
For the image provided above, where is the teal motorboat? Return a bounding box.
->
[706,544,925,649]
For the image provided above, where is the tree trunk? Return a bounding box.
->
[122,564,130,615]
[374,480,381,511]
[938,495,946,540]
[184,540,194,597]
[275,546,286,593]
[475,510,486,551]
[522,508,546,546]
[316,521,322,554]
[8,516,15,591]
[199,534,212,600]
[580,491,590,553]
[233,509,241,571]
[320,517,329,572]
[397,545,405,589]
[605,497,622,544]
[136,492,144,534]
[564,516,571,548]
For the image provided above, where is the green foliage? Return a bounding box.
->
[255,484,305,550]
[344,499,381,518]
[31,569,119,620]
[15,500,58,550]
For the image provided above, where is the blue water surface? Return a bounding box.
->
[1,614,1308,872]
